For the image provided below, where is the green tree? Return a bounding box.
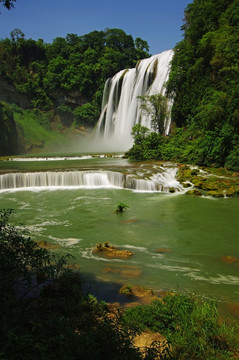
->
[131,123,149,145]
[10,28,24,42]
[0,209,71,310]
[0,0,16,9]
[138,94,170,134]
[165,0,239,168]
[0,102,18,155]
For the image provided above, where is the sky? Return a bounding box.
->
[0,0,191,55]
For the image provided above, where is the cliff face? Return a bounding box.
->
[0,77,29,108]
[0,102,19,156]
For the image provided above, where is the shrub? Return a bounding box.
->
[122,294,238,359]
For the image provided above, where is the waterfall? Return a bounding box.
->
[94,50,174,151]
[0,168,184,193]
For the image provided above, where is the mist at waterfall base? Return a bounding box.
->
[77,50,174,153]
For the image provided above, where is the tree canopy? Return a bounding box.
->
[0,0,16,9]
[0,28,150,126]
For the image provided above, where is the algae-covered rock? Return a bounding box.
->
[155,248,172,253]
[221,255,239,266]
[119,284,155,299]
[186,189,202,196]
[182,182,192,188]
[177,163,239,198]
[93,242,133,258]
[207,191,224,198]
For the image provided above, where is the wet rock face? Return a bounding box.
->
[0,77,29,108]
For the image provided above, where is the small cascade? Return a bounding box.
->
[0,171,124,190]
[94,50,174,151]
[0,168,184,193]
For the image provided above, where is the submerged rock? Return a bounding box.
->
[221,255,239,266]
[103,265,142,278]
[155,248,172,253]
[35,240,60,250]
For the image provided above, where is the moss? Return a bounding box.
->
[169,188,175,193]
[207,191,224,198]
[119,69,129,81]
[190,169,199,176]
[120,284,133,296]
[186,189,202,196]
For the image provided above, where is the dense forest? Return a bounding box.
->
[0,28,149,154]
[127,0,239,170]
[0,28,149,120]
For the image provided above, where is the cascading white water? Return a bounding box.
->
[94,50,174,151]
[0,168,184,193]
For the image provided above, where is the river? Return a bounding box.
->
[0,155,238,316]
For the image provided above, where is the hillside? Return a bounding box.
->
[127,0,239,171]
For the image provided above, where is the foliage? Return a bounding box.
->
[0,209,71,311]
[122,294,238,360]
[0,28,150,127]
[0,0,16,9]
[126,125,164,161]
[127,0,239,170]
[12,104,67,152]
[0,101,18,155]
[73,102,98,126]
[127,125,239,170]
[164,0,239,169]
[114,202,129,214]
[138,94,170,134]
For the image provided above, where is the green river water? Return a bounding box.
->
[0,156,239,316]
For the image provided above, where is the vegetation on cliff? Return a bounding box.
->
[128,0,239,170]
[0,102,18,155]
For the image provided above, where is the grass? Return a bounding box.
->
[12,106,68,152]
[121,294,239,359]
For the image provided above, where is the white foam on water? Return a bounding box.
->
[48,236,82,247]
